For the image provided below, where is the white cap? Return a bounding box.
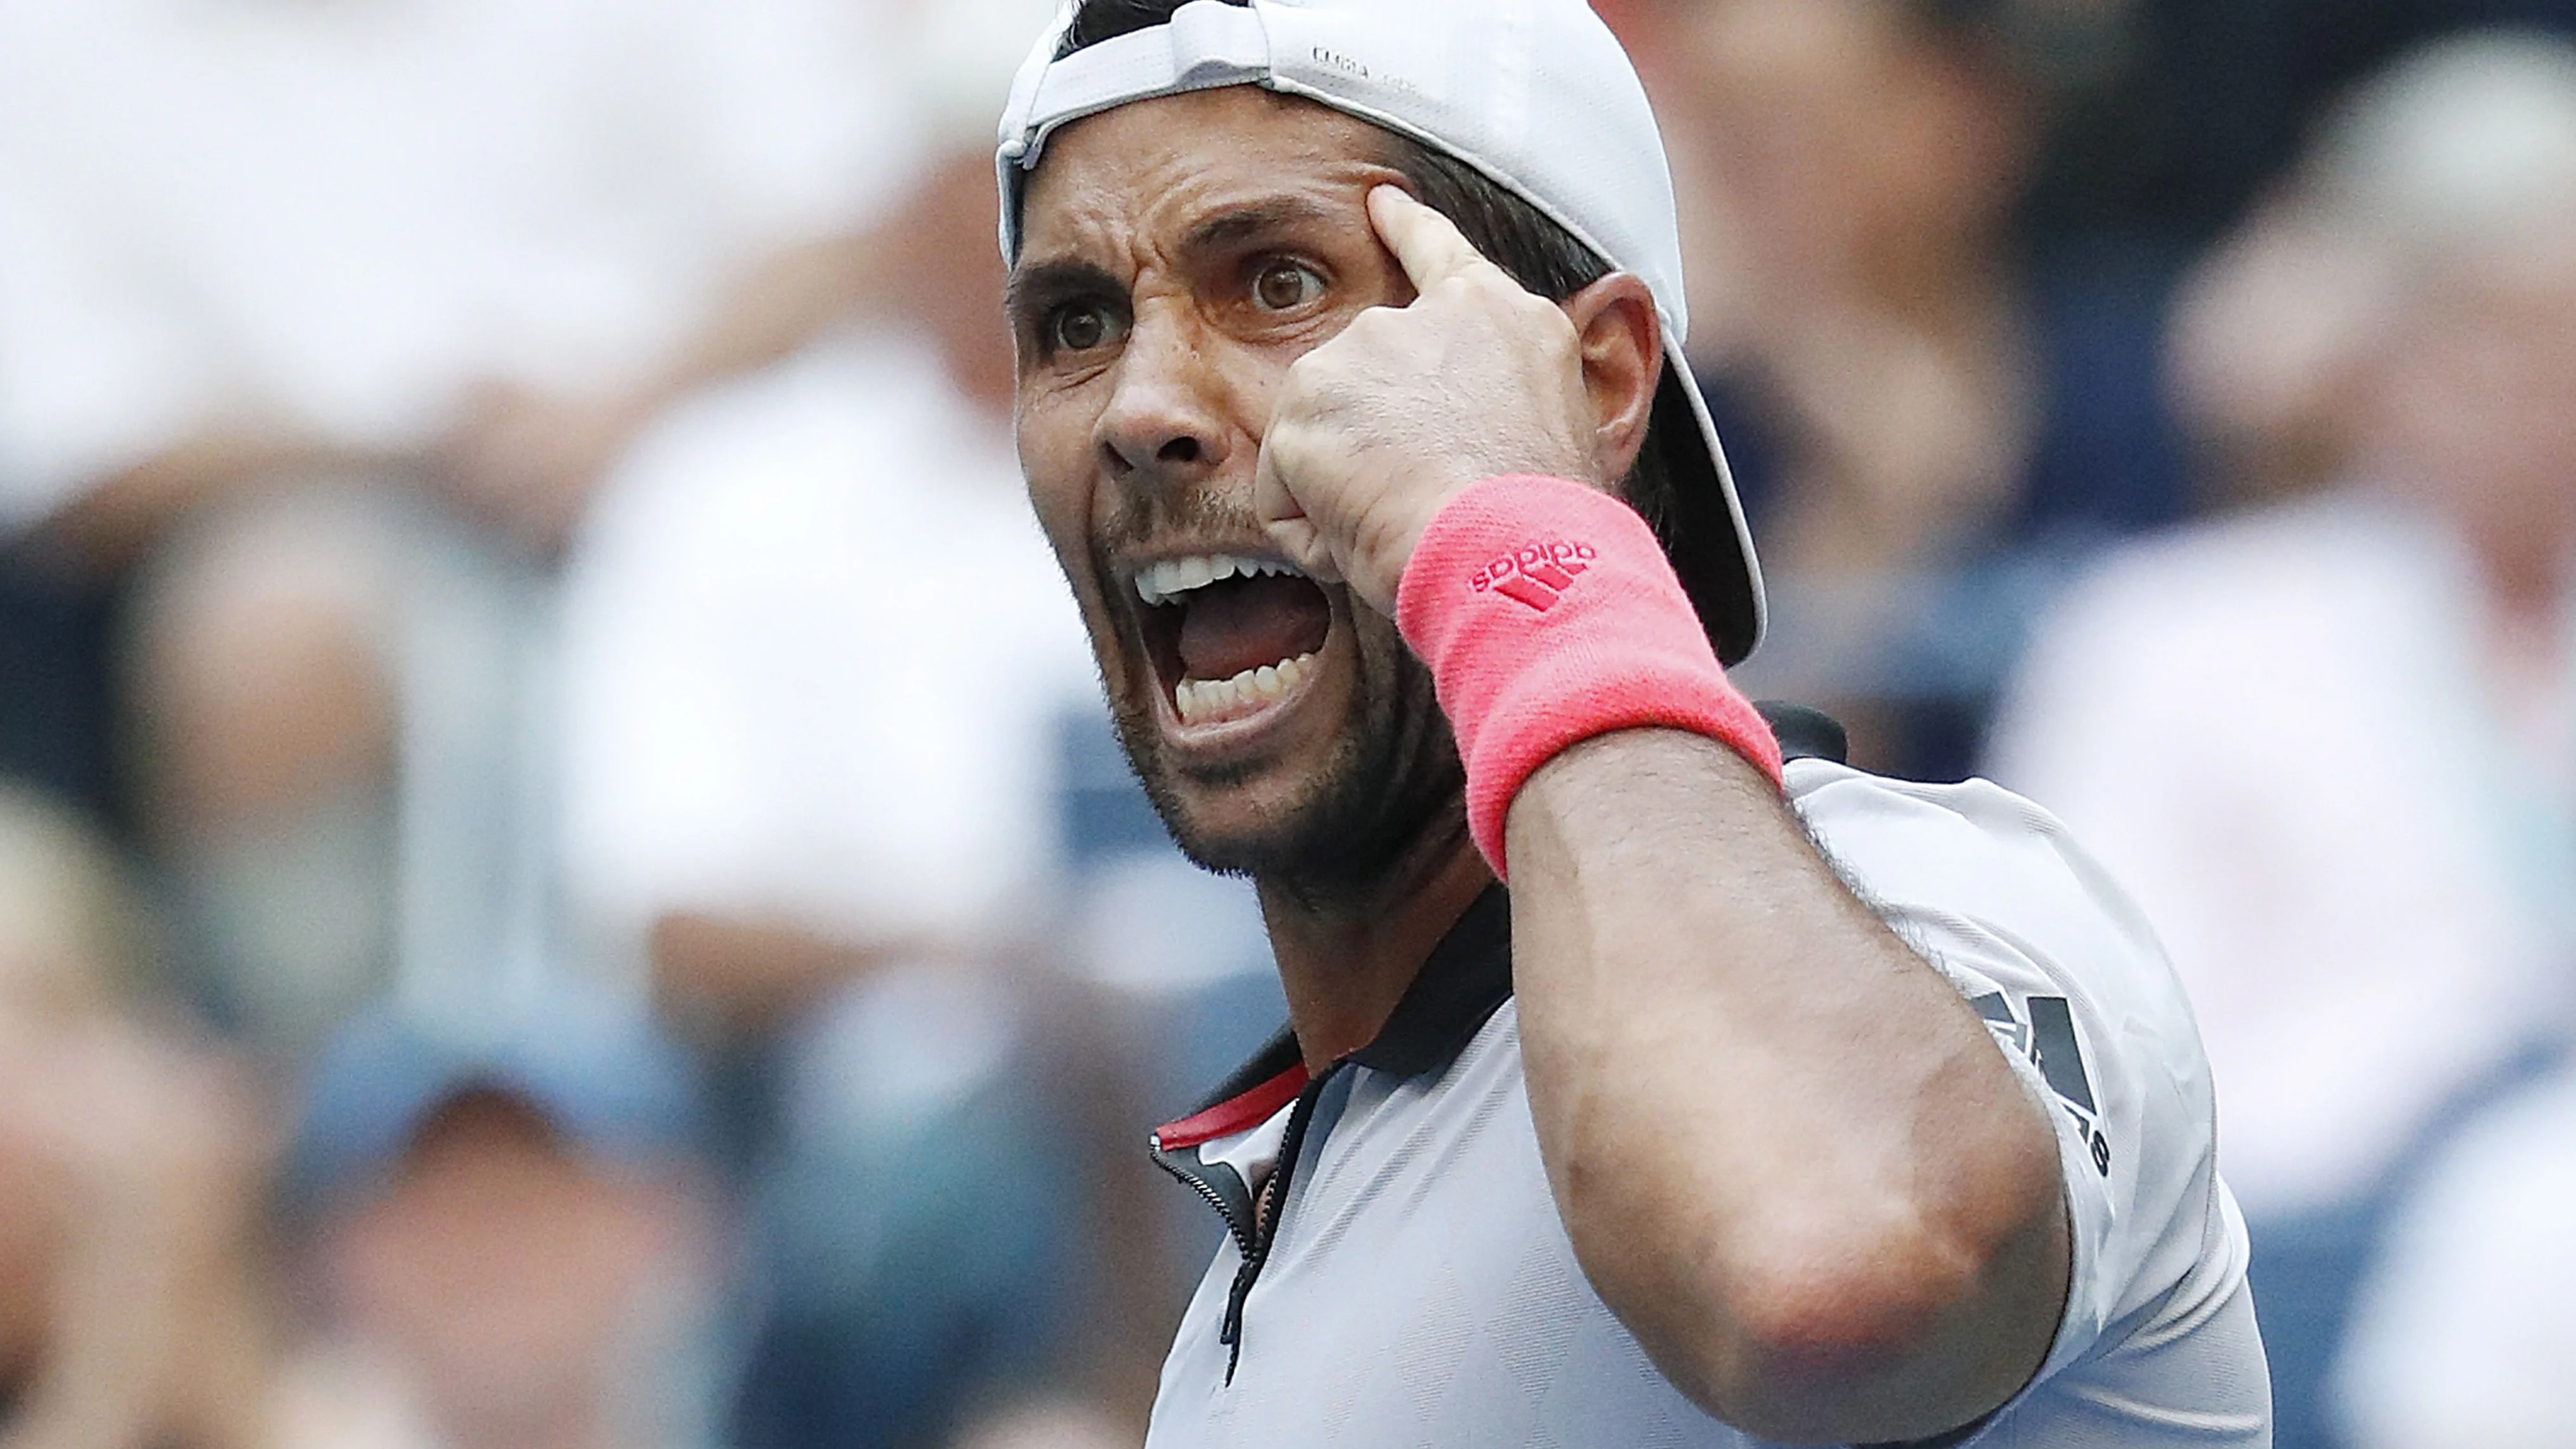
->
[994,0,1765,664]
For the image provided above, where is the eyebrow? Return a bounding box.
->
[1181,195,1345,256]
[1004,258,1124,319]
[1005,193,1358,316]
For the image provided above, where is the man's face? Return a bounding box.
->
[2377,226,2576,544]
[1011,89,1465,886]
[327,1092,696,1439]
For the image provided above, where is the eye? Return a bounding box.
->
[1252,259,1324,313]
[1046,300,1125,355]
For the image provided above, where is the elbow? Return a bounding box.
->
[1684,1242,2027,1443]
[1575,1155,2069,1443]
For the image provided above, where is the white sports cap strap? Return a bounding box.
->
[1013,1,1272,152]
[994,0,1766,664]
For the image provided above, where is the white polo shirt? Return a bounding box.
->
[1144,760,2270,1448]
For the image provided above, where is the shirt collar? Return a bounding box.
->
[1156,882,1515,1144]
[1348,882,1513,1079]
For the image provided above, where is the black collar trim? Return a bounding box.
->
[1349,884,1514,1078]
[1149,884,1515,1146]
[1184,1028,1305,1126]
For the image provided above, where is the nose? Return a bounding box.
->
[1095,303,1232,486]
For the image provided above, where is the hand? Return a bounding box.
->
[1256,187,1605,616]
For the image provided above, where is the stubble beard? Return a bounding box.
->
[1111,606,1469,908]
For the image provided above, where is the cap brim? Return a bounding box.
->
[1651,334,1764,667]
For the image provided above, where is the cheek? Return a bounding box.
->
[1016,396,1123,632]
[1017,391,1092,544]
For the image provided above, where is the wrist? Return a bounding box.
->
[1396,474,1782,876]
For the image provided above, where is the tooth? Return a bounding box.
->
[1255,664,1281,698]
[1210,556,1243,584]
[1178,556,1213,591]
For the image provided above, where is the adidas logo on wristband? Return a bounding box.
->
[1470,541,1598,612]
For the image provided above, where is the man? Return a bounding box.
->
[285,997,717,1449]
[996,0,2268,1443]
[1992,32,2576,1448]
[1611,0,2192,782]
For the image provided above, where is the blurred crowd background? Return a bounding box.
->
[3,0,2576,1445]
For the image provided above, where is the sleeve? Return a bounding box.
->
[1791,763,2239,1381]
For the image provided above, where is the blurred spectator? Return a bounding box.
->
[1617,0,2191,778]
[555,163,1091,1026]
[0,0,903,563]
[0,781,281,1449]
[2333,1061,2576,1447]
[548,2,1118,1442]
[1987,32,2576,1448]
[282,997,717,1449]
[0,0,912,1061]
[119,491,407,1053]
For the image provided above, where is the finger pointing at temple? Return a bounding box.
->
[1367,185,1502,292]
[1253,185,1604,614]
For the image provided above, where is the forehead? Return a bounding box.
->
[1016,87,1401,263]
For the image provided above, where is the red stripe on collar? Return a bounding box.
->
[1153,1063,1309,1150]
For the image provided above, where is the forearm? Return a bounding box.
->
[1507,728,2066,1443]
[25,427,374,575]
[652,231,880,402]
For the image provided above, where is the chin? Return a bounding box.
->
[1118,661,1468,897]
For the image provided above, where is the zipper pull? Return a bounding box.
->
[1220,1257,1257,1382]
[1214,1061,1341,1387]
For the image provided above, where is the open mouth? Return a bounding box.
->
[1133,552,1333,730]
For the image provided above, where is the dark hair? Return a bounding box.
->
[1058,0,1220,54]
[1049,0,1679,539]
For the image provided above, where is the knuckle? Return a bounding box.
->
[1347,305,1401,339]
[1278,352,1332,399]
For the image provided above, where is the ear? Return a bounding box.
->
[1561,272,1664,486]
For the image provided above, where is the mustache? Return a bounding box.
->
[1090,486,1273,580]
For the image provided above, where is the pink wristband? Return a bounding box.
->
[1396,474,1783,877]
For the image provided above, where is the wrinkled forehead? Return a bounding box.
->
[1012,86,1404,265]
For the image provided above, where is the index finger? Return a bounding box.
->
[1367,185,1497,293]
